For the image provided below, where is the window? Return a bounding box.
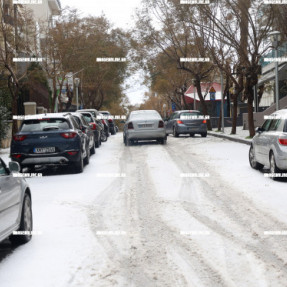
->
[0,160,8,176]
[269,119,281,131]
[21,119,70,132]
[261,119,272,131]
[70,117,80,130]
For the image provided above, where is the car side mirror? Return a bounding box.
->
[256,127,263,133]
[9,161,20,173]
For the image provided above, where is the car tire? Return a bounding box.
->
[201,133,207,137]
[173,126,179,137]
[270,152,281,180]
[158,138,167,145]
[249,145,264,170]
[111,128,116,135]
[10,193,33,245]
[190,133,194,137]
[101,131,107,142]
[90,140,96,155]
[75,152,84,173]
[127,139,133,146]
[84,147,90,165]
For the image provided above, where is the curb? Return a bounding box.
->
[207,131,251,146]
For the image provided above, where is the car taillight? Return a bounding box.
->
[67,151,78,155]
[177,120,183,124]
[158,120,164,128]
[128,122,134,129]
[278,138,287,145]
[61,132,77,139]
[203,120,207,124]
[13,135,27,141]
[89,123,97,130]
[108,119,113,123]
[12,154,22,158]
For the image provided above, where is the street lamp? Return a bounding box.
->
[269,31,281,111]
[74,78,80,110]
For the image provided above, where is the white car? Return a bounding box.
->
[123,110,167,145]
[0,158,33,244]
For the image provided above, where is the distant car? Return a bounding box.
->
[165,110,207,137]
[77,111,101,148]
[10,113,89,173]
[123,110,167,145]
[249,109,287,180]
[0,158,33,245]
[99,111,117,135]
[71,112,96,156]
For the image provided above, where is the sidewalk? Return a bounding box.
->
[208,126,252,145]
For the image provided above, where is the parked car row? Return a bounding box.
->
[10,110,117,174]
[1,109,118,246]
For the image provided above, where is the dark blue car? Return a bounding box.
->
[10,113,89,173]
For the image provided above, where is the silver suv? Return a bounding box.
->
[249,109,287,180]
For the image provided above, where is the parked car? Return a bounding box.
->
[77,111,101,148]
[165,110,207,137]
[123,110,167,145]
[0,158,33,245]
[10,113,90,173]
[98,113,110,138]
[71,112,96,156]
[249,109,287,180]
[99,111,117,135]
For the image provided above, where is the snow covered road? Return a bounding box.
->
[1,133,287,287]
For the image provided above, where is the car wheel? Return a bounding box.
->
[101,131,107,142]
[84,147,90,165]
[201,133,207,137]
[158,138,167,145]
[270,152,281,180]
[10,193,33,245]
[75,152,84,173]
[127,139,133,146]
[173,126,179,137]
[190,133,194,137]
[90,140,96,155]
[249,145,264,170]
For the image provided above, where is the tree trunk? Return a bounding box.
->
[194,80,212,130]
[231,94,238,134]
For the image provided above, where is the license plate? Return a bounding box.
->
[138,124,153,128]
[34,147,55,153]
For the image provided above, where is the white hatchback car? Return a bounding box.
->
[249,109,287,179]
[0,158,33,244]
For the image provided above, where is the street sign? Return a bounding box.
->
[171,102,176,111]
[210,92,216,100]
[209,86,216,93]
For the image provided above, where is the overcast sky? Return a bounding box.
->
[60,0,148,105]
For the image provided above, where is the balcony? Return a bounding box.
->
[48,0,61,15]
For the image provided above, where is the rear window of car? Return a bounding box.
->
[180,112,202,119]
[20,119,70,132]
[130,113,161,120]
[82,113,93,123]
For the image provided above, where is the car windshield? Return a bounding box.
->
[180,112,202,119]
[130,112,161,120]
[20,119,70,132]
